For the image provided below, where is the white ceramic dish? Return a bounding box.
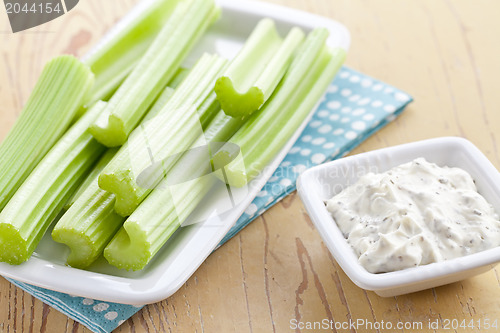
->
[0,0,350,304]
[297,137,500,297]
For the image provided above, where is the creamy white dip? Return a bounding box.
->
[326,158,500,273]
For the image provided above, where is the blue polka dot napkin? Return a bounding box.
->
[6,66,412,333]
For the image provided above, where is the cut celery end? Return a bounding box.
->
[53,194,124,269]
[214,19,304,118]
[90,112,127,148]
[0,55,94,212]
[90,0,219,147]
[0,101,106,264]
[215,78,264,118]
[51,229,96,268]
[90,68,186,147]
[104,222,156,271]
[99,54,227,217]
[53,149,124,268]
[84,0,183,102]
[98,168,146,217]
[216,31,346,186]
[0,224,30,265]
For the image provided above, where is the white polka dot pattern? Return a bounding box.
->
[105,312,118,320]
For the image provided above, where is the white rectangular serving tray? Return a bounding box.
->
[0,0,350,304]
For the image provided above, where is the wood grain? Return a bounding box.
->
[1,0,500,332]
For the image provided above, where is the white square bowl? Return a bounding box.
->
[297,137,500,297]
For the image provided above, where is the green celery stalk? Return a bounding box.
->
[64,143,117,210]
[167,67,190,90]
[66,71,183,210]
[216,30,347,187]
[139,67,189,123]
[98,54,228,217]
[143,87,175,122]
[52,149,124,269]
[52,78,180,268]
[214,19,304,118]
[102,81,257,270]
[104,155,213,271]
[196,92,223,131]
[203,110,246,144]
[0,101,107,265]
[84,0,182,103]
[90,0,220,147]
[0,55,94,212]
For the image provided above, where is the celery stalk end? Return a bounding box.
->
[90,112,127,147]
[52,229,96,269]
[103,223,150,271]
[214,77,264,118]
[0,224,29,265]
[98,172,139,217]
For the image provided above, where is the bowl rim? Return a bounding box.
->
[297,136,500,291]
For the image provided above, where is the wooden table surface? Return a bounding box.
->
[1,0,500,332]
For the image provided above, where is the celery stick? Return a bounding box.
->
[143,87,175,122]
[99,54,227,217]
[103,91,254,271]
[135,67,189,123]
[216,30,346,187]
[0,55,94,212]
[64,145,117,210]
[214,19,304,118]
[167,67,190,90]
[197,93,222,131]
[140,67,189,122]
[53,75,181,268]
[84,0,182,102]
[90,0,220,147]
[52,149,124,269]
[66,72,183,210]
[0,102,107,265]
[104,156,213,271]
[204,111,245,144]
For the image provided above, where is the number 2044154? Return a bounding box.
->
[433,319,498,330]
[5,1,63,14]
